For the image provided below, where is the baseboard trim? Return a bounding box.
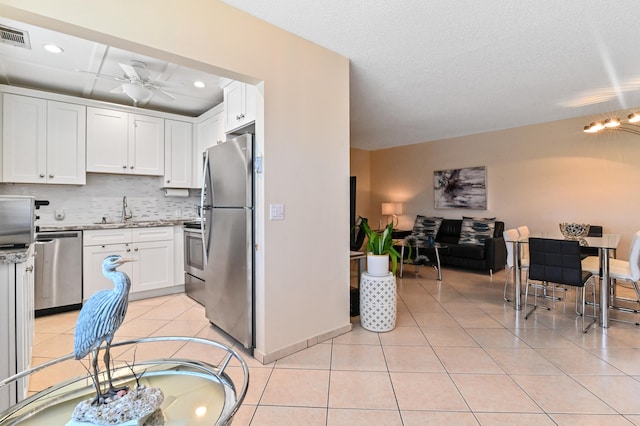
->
[253,323,352,365]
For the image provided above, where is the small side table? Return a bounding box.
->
[395,239,445,281]
[359,272,396,332]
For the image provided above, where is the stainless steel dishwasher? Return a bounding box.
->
[34,230,83,316]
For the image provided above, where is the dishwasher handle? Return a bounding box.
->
[36,232,81,241]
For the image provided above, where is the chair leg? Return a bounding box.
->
[524,277,537,319]
[581,281,597,333]
[503,266,511,302]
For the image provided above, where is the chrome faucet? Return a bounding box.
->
[121,196,133,222]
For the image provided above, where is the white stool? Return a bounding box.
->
[359,272,396,332]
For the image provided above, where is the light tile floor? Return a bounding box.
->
[31,267,640,425]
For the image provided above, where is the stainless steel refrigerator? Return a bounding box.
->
[201,133,254,349]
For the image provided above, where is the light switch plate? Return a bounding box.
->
[269,203,284,220]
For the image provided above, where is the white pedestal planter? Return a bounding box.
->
[366,254,389,276]
[359,271,396,332]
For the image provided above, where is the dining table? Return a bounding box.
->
[505,232,620,328]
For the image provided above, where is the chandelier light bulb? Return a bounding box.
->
[604,118,621,128]
[628,112,640,123]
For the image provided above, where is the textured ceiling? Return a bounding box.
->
[222,0,640,150]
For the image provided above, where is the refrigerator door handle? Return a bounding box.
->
[201,149,211,264]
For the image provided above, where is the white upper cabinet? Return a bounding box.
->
[86,107,128,174]
[224,81,256,133]
[87,107,165,176]
[164,119,193,188]
[194,107,224,188]
[2,94,86,184]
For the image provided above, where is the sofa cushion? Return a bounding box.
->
[411,215,443,242]
[447,243,487,260]
[459,217,496,246]
[436,219,463,245]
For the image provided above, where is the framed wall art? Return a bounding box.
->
[434,166,487,209]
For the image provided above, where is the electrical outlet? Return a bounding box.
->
[55,209,65,220]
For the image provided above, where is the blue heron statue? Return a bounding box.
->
[74,254,134,405]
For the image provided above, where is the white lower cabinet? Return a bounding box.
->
[83,227,176,301]
[0,246,34,413]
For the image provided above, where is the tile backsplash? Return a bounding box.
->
[0,174,201,226]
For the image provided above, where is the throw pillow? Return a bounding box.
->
[411,215,443,242]
[459,217,496,246]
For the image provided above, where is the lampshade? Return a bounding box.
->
[381,202,403,215]
[122,82,151,102]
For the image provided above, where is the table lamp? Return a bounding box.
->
[381,202,403,228]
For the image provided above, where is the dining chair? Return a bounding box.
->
[516,225,530,260]
[584,230,640,324]
[525,238,597,333]
[503,228,527,302]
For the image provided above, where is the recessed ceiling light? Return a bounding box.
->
[193,81,206,88]
[43,44,63,54]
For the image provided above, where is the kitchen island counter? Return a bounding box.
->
[0,247,30,264]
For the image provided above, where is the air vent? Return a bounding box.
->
[0,25,31,49]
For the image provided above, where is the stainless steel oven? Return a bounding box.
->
[184,222,206,306]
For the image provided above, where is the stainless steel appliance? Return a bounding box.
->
[184,221,206,305]
[0,195,35,248]
[34,231,83,315]
[201,133,254,349]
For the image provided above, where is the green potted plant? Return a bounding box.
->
[358,217,401,276]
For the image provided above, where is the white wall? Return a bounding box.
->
[368,114,640,259]
[0,0,351,361]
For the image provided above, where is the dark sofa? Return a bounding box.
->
[396,217,507,275]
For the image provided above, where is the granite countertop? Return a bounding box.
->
[1,219,199,263]
[38,218,199,232]
[0,247,29,264]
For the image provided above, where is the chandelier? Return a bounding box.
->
[584,112,640,136]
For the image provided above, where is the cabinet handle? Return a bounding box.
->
[166,180,170,183]
[101,245,105,248]
[122,165,127,169]
[49,174,54,178]
[25,266,33,272]
[134,248,139,252]
[39,173,45,178]
[127,248,131,252]
[130,166,134,169]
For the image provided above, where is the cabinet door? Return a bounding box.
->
[129,114,164,176]
[224,82,256,133]
[132,239,174,294]
[194,110,224,188]
[224,81,245,133]
[0,263,16,411]
[86,107,129,174]
[47,101,86,184]
[82,243,133,301]
[164,120,193,188]
[2,94,47,183]
[16,249,34,401]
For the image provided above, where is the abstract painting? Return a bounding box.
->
[434,166,487,209]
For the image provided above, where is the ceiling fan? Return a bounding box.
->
[111,61,176,105]
[80,61,176,106]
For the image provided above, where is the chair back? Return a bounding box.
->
[516,225,530,260]
[528,238,588,287]
[629,230,640,281]
[503,228,519,268]
[516,225,530,237]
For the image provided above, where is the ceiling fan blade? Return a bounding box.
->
[148,85,176,101]
[109,85,125,94]
[76,69,126,82]
[119,63,142,81]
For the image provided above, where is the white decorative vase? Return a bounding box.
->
[367,254,390,276]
